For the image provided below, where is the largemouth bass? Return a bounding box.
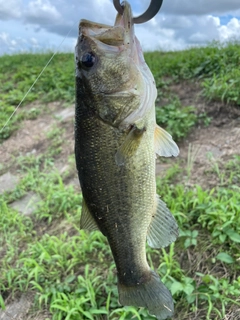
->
[75,2,179,319]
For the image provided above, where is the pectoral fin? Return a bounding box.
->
[115,123,146,166]
[154,125,179,157]
[147,195,179,248]
[80,198,99,231]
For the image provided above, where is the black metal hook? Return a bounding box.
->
[113,0,163,24]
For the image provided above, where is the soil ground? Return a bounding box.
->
[0,82,240,319]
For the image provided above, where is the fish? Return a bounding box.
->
[74,2,179,319]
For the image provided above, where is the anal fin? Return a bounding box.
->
[80,198,99,232]
[154,125,179,157]
[147,195,179,248]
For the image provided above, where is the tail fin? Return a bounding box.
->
[118,270,173,320]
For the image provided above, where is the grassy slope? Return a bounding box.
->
[0,42,240,320]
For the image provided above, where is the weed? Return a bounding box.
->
[145,41,240,105]
[202,70,240,105]
[186,143,200,182]
[1,158,240,319]
[0,53,74,141]
[197,112,212,127]
[1,45,240,319]
[156,98,197,141]
[180,229,199,248]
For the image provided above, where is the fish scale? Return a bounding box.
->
[76,87,155,272]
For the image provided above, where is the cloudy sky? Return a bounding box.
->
[1,0,240,55]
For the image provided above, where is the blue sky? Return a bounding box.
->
[219,14,239,24]
[1,0,240,55]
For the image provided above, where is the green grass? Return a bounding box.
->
[155,97,197,141]
[145,41,240,80]
[145,41,240,106]
[1,41,240,142]
[0,53,74,141]
[1,153,240,319]
[1,43,240,319]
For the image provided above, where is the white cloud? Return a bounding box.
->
[0,19,77,55]
[0,0,22,19]
[219,17,240,40]
[180,15,221,44]
[189,32,210,43]
[159,15,193,29]
[0,32,8,42]
[11,39,17,46]
[0,32,23,53]
[1,0,240,55]
[20,0,116,39]
[137,26,185,51]
[30,37,38,45]
[136,13,240,50]
[25,0,61,24]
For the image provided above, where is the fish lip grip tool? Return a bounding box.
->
[113,0,163,24]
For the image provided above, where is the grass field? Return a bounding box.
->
[0,41,240,320]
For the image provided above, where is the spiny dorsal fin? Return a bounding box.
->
[147,195,179,248]
[80,198,99,231]
[154,125,179,157]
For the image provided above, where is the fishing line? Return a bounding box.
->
[0,23,77,135]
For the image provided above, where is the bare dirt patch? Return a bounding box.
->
[157,81,240,188]
[1,81,240,319]
[1,84,240,188]
[0,101,75,178]
[0,102,61,171]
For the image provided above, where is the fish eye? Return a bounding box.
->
[81,52,96,68]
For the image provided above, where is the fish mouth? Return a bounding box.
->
[79,1,135,53]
